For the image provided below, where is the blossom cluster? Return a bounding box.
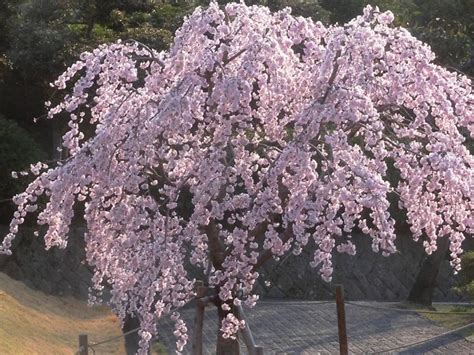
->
[1,2,472,353]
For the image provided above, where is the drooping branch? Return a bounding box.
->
[253,224,294,271]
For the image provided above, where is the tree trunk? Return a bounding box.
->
[215,298,240,355]
[204,221,240,354]
[407,237,450,306]
[84,0,96,39]
[123,314,149,355]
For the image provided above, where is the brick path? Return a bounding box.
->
[156,301,474,354]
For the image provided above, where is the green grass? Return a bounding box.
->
[152,341,168,354]
[419,304,474,341]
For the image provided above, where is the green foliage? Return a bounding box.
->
[124,10,151,27]
[0,116,46,223]
[1,0,194,147]
[210,0,331,23]
[5,0,194,79]
[0,0,19,52]
[6,0,77,81]
[7,22,73,81]
[126,26,174,52]
[0,55,12,85]
[320,0,365,24]
[370,0,473,71]
[90,24,117,42]
[320,0,473,71]
[268,0,331,23]
[151,3,193,32]
[454,252,474,301]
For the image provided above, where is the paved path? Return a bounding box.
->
[156,301,474,354]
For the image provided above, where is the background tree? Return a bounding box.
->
[0,116,46,224]
[0,0,194,156]
[321,0,474,72]
[453,251,474,300]
[1,3,472,354]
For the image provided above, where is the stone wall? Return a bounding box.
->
[0,226,464,301]
[0,226,92,299]
[257,233,462,301]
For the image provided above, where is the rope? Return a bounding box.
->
[345,301,474,315]
[80,299,335,352]
[259,300,335,306]
[74,327,141,354]
[258,300,473,314]
[86,303,183,348]
[89,326,142,347]
[367,321,474,354]
[77,299,473,353]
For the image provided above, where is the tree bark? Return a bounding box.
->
[84,0,96,39]
[123,314,149,355]
[407,237,450,306]
[203,221,240,354]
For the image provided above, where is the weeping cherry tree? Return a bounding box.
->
[1,2,473,354]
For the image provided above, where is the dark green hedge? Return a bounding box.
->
[0,116,46,223]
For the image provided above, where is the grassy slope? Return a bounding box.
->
[421,304,474,341]
[0,272,125,354]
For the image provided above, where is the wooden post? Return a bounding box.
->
[335,285,348,355]
[78,334,89,355]
[236,304,264,355]
[192,281,207,355]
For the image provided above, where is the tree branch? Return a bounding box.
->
[253,224,293,271]
[203,220,225,270]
